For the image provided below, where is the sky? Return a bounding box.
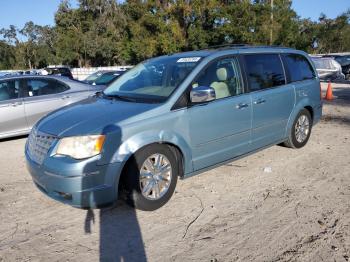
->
[0,0,349,30]
[291,0,349,21]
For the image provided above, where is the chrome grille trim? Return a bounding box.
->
[27,128,57,165]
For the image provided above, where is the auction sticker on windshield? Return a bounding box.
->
[177,57,201,63]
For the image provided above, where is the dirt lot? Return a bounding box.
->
[0,82,349,262]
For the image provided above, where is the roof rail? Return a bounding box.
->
[205,43,249,49]
[200,44,294,51]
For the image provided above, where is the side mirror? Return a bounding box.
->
[190,86,216,103]
[91,91,102,98]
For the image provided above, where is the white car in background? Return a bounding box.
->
[311,56,345,81]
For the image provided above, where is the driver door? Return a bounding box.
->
[0,79,28,137]
[188,57,252,171]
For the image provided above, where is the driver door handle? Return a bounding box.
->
[61,95,71,100]
[236,103,249,109]
[11,102,22,107]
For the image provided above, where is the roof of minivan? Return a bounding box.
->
[166,45,302,59]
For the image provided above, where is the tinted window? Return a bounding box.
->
[282,54,316,82]
[192,57,243,99]
[24,79,69,97]
[0,80,19,101]
[244,54,285,91]
[94,72,121,85]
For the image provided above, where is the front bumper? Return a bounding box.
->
[25,148,123,209]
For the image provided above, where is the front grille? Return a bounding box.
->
[27,128,56,165]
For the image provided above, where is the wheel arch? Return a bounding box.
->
[116,141,186,198]
[285,99,314,138]
[112,130,192,188]
[304,105,314,121]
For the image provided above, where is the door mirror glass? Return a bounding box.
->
[190,86,216,103]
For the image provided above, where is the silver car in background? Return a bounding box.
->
[0,75,103,139]
[311,56,345,81]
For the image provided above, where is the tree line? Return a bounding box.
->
[0,0,349,70]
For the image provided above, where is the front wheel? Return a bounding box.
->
[284,109,312,149]
[122,144,178,211]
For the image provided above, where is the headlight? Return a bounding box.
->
[56,135,105,159]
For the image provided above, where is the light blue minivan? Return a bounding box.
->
[25,45,322,210]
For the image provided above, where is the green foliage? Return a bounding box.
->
[0,41,16,69]
[0,1,349,69]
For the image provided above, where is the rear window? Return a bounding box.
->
[95,72,121,85]
[334,56,350,66]
[244,54,285,91]
[312,58,338,70]
[282,54,316,82]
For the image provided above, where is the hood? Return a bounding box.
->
[36,97,159,137]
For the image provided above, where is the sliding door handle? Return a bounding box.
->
[235,103,249,109]
[253,99,266,105]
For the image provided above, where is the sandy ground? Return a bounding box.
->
[0,82,349,262]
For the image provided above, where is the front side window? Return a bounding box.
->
[244,54,285,91]
[104,56,202,103]
[283,54,316,82]
[0,80,19,102]
[192,57,243,99]
[24,79,69,97]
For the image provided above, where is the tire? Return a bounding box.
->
[122,144,178,211]
[284,109,312,149]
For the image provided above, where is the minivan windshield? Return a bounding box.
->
[104,56,202,103]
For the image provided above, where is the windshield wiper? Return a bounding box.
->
[101,92,136,102]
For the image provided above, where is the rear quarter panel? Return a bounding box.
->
[285,78,322,139]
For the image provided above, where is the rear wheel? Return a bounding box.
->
[284,109,312,149]
[122,144,178,211]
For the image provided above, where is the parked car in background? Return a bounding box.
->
[0,75,102,139]
[0,71,25,78]
[323,54,350,80]
[25,45,322,211]
[0,72,8,78]
[83,70,127,86]
[311,56,345,81]
[44,66,74,79]
[22,70,41,75]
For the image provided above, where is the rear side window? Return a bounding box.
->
[0,80,20,101]
[282,54,316,82]
[24,79,69,97]
[244,54,285,91]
